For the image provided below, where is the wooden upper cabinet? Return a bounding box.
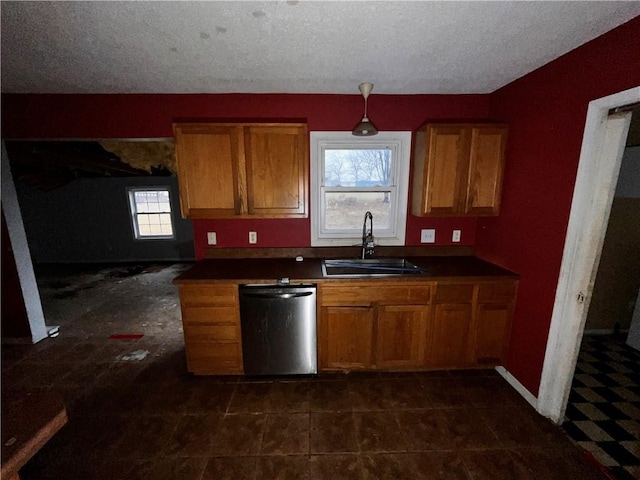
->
[174,123,308,219]
[465,126,508,215]
[174,124,242,218]
[412,123,507,217]
[245,125,308,217]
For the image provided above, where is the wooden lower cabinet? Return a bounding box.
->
[375,305,429,369]
[472,281,517,365]
[318,283,432,371]
[179,283,243,375]
[178,278,517,375]
[473,304,511,365]
[427,283,474,368]
[319,279,516,372]
[320,306,374,370]
[429,303,473,367]
[428,280,516,368]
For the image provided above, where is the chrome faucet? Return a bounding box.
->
[361,211,375,259]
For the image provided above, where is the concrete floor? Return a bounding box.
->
[1,263,611,479]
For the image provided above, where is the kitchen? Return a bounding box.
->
[2,2,640,479]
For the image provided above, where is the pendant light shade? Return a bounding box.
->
[352,82,378,136]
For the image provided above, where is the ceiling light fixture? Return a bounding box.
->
[352,82,378,136]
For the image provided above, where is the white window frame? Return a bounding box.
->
[310,131,411,246]
[127,187,175,240]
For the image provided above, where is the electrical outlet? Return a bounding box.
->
[452,230,461,243]
[249,231,258,244]
[207,232,217,245]
[420,229,436,243]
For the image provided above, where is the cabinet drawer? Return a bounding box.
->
[477,282,517,303]
[434,284,474,303]
[183,324,239,343]
[185,342,243,374]
[180,284,237,307]
[182,306,239,325]
[185,342,241,358]
[321,284,431,306]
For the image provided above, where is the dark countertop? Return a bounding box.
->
[173,256,518,284]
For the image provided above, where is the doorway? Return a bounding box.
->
[537,86,640,423]
[561,117,640,480]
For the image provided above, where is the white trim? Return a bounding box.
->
[1,142,49,344]
[537,86,639,424]
[496,366,538,410]
[310,131,411,247]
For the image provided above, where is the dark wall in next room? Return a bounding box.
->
[14,176,195,264]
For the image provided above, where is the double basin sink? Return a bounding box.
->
[321,258,425,278]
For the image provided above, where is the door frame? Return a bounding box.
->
[537,86,639,423]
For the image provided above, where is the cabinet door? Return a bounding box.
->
[465,126,508,215]
[174,124,243,218]
[375,305,429,369]
[244,125,308,217]
[429,304,473,367]
[422,125,470,216]
[320,306,374,370]
[473,303,511,366]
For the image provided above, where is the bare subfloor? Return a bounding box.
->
[2,263,609,480]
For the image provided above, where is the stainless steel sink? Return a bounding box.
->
[321,258,425,277]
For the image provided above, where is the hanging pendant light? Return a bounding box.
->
[352,82,379,136]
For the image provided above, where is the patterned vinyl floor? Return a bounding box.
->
[563,334,640,480]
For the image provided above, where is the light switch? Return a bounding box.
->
[249,231,258,244]
[452,230,461,242]
[420,229,436,243]
[207,232,217,245]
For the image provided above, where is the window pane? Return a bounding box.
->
[324,149,393,187]
[135,213,173,237]
[147,214,160,226]
[134,191,147,202]
[324,192,391,230]
[158,202,171,212]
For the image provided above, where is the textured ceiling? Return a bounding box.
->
[1,1,639,95]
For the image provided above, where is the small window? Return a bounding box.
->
[310,132,411,246]
[127,188,174,239]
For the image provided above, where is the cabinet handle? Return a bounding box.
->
[242,292,314,299]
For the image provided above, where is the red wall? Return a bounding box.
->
[2,93,488,258]
[477,16,640,395]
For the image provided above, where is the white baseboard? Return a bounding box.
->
[495,366,538,410]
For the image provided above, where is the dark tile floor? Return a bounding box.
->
[2,263,611,480]
[563,334,640,480]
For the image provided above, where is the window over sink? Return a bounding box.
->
[310,131,411,246]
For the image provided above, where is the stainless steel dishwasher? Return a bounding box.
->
[239,284,317,376]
